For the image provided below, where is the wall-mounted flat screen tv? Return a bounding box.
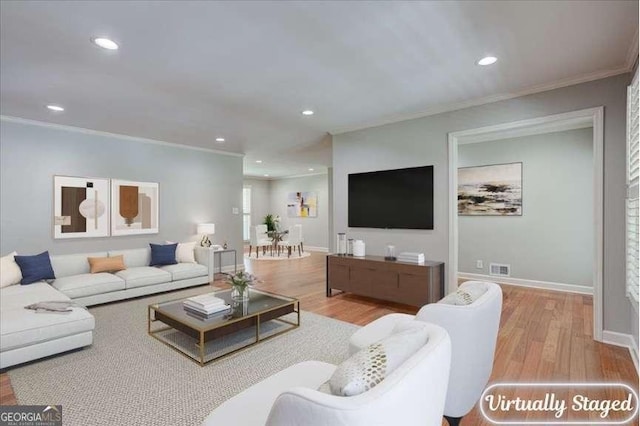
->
[348,165,434,230]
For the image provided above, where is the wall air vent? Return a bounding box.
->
[490,263,511,277]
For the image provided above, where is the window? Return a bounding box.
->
[243,186,251,241]
[626,67,639,308]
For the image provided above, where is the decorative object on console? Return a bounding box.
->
[88,255,126,273]
[14,251,56,285]
[149,243,178,266]
[397,252,425,264]
[458,162,522,216]
[263,214,280,232]
[336,233,346,255]
[0,251,22,288]
[226,271,260,301]
[384,244,396,261]
[111,179,159,235]
[352,240,365,257]
[54,175,110,239]
[196,223,216,247]
[287,191,318,217]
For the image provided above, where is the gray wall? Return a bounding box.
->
[269,174,329,249]
[0,119,243,267]
[243,178,271,229]
[458,128,593,287]
[333,74,631,335]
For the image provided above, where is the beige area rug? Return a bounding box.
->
[8,286,358,426]
[245,251,311,261]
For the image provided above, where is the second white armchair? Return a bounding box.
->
[348,281,503,426]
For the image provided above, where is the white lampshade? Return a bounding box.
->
[197,223,215,235]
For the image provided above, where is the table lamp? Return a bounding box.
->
[197,223,215,247]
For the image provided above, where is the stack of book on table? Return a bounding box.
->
[397,252,425,264]
[183,293,230,319]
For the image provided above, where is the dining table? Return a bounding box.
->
[267,229,288,256]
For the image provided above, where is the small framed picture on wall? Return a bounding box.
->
[53,175,110,239]
[111,179,159,236]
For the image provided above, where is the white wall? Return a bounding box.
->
[333,74,632,335]
[269,174,329,250]
[0,119,244,267]
[458,128,593,287]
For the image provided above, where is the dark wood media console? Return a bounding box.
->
[326,254,445,307]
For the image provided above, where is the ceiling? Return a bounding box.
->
[0,1,637,178]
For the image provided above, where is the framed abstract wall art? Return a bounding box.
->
[111,179,159,236]
[287,191,318,217]
[53,176,110,239]
[458,162,522,216]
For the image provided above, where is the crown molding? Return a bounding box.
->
[270,171,328,180]
[329,67,630,135]
[0,115,245,158]
[243,171,327,181]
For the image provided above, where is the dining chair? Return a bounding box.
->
[250,225,272,258]
[277,225,303,258]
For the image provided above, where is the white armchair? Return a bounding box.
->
[277,224,303,258]
[202,322,452,426]
[349,281,503,426]
[249,225,272,258]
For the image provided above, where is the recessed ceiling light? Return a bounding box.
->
[256,160,263,164]
[308,168,314,171]
[46,104,64,112]
[477,56,498,66]
[91,37,119,50]
[301,110,314,116]
[215,137,225,142]
[264,174,269,177]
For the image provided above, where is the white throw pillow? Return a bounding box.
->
[439,280,489,305]
[0,251,22,288]
[328,325,429,396]
[166,241,196,263]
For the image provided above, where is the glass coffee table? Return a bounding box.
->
[148,288,299,366]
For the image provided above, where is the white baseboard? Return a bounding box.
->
[602,330,639,374]
[457,272,593,295]
[305,246,328,253]
[217,264,245,274]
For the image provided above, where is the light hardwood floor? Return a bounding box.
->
[1,251,638,425]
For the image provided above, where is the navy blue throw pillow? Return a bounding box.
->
[150,243,178,266]
[14,251,56,285]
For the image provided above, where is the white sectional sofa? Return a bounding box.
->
[0,282,95,370]
[50,247,214,306]
[0,247,215,369]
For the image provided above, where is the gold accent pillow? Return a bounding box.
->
[88,255,126,274]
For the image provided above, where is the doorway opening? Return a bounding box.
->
[448,107,604,341]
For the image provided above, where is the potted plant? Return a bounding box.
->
[263,214,280,232]
[226,271,260,301]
